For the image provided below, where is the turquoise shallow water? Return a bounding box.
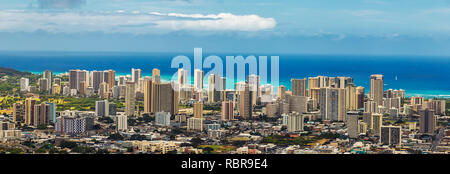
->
[4,51,450,99]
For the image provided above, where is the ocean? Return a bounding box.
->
[1,51,449,98]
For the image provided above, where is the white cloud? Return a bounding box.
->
[152,12,276,31]
[0,10,276,34]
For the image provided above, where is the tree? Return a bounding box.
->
[108,133,124,141]
[203,147,214,154]
[190,137,203,147]
[37,124,47,130]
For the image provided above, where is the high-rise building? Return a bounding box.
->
[178,68,188,87]
[194,69,204,91]
[25,98,36,125]
[95,100,109,117]
[193,102,203,119]
[55,116,94,136]
[143,78,152,113]
[370,113,383,135]
[266,103,279,117]
[20,77,29,92]
[132,68,142,83]
[345,84,358,111]
[287,112,304,132]
[411,96,424,106]
[91,70,104,91]
[78,70,89,91]
[106,70,115,90]
[278,85,286,99]
[320,88,346,121]
[38,78,49,92]
[187,117,203,131]
[308,77,319,91]
[125,82,136,116]
[117,115,128,131]
[336,76,353,89]
[43,70,53,92]
[380,126,402,145]
[208,74,220,103]
[221,101,234,121]
[152,68,161,83]
[151,82,179,115]
[356,86,365,109]
[155,112,171,126]
[239,83,252,119]
[33,102,50,127]
[426,99,446,115]
[247,74,259,105]
[419,108,436,135]
[288,95,307,114]
[46,102,56,123]
[98,82,109,98]
[317,76,329,88]
[370,74,384,106]
[291,78,307,96]
[69,70,79,90]
[346,112,360,138]
[364,99,379,113]
[13,103,25,123]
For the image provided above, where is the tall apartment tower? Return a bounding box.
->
[151,82,179,115]
[25,98,37,125]
[95,100,109,117]
[193,102,203,119]
[20,77,29,92]
[69,70,79,90]
[13,103,25,123]
[319,88,346,121]
[380,126,402,145]
[370,74,384,106]
[125,82,136,116]
[347,113,360,138]
[131,68,142,83]
[33,102,50,127]
[43,70,53,92]
[221,101,234,121]
[291,78,307,96]
[287,112,304,132]
[152,68,161,83]
[356,86,365,109]
[208,74,220,103]
[178,68,188,87]
[345,84,358,111]
[239,83,252,119]
[247,74,259,106]
[38,78,49,92]
[278,85,286,99]
[419,108,436,135]
[117,115,128,131]
[106,70,116,90]
[194,69,204,91]
[143,78,152,113]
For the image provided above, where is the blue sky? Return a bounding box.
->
[1,0,450,55]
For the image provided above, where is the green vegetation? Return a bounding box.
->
[56,97,98,111]
[198,145,236,154]
[204,104,221,111]
[261,135,315,146]
[108,133,124,141]
[0,67,32,77]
